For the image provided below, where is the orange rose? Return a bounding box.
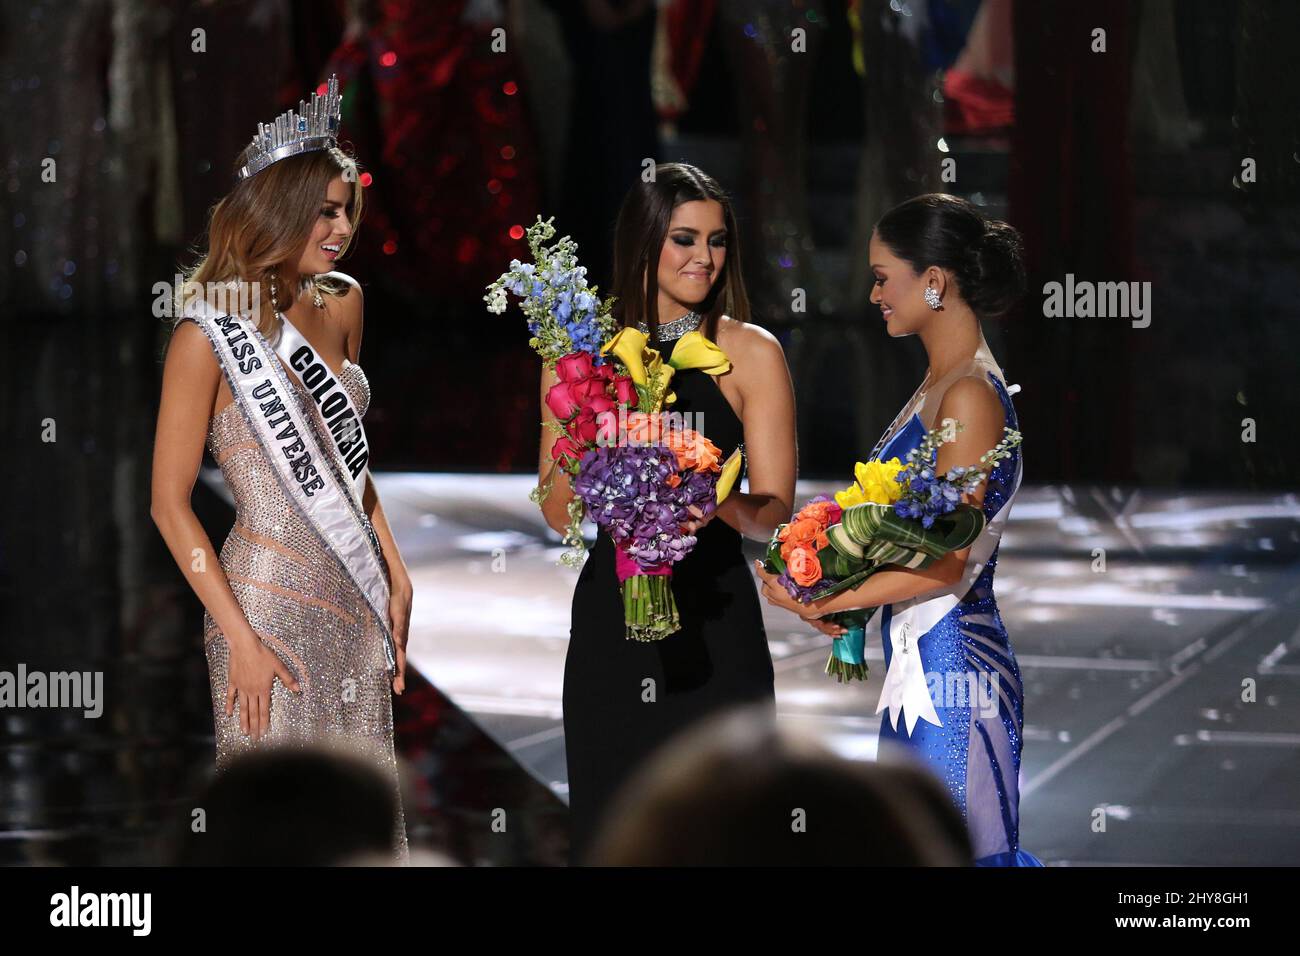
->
[798,500,837,528]
[780,516,832,561]
[624,411,663,445]
[787,516,823,543]
[664,427,722,473]
[787,546,822,588]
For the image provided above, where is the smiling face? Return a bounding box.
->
[296,175,354,277]
[868,228,945,338]
[653,199,727,316]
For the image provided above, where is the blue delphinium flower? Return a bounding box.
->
[894,440,966,529]
[486,216,618,363]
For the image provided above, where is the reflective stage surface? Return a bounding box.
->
[382,474,1300,866]
[4,475,1295,865]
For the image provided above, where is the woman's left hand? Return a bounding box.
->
[679,503,717,536]
[753,559,817,618]
[389,572,412,695]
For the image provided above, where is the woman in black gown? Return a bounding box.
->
[538,163,798,863]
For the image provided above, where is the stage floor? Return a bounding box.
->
[374,474,1300,866]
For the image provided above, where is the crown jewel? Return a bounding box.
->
[235,75,342,181]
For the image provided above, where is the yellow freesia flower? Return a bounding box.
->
[855,457,905,504]
[833,482,869,508]
[834,457,904,508]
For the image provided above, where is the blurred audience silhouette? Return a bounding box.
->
[171,742,454,866]
[588,704,973,866]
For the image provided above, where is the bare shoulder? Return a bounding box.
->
[324,271,363,312]
[322,270,362,294]
[937,374,1003,432]
[716,315,785,366]
[322,271,364,351]
[165,318,217,370]
[161,319,220,411]
[941,374,1000,408]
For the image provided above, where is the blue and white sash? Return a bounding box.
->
[876,377,1023,735]
[182,299,396,675]
[271,315,371,507]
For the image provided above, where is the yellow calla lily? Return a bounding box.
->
[715,448,743,504]
[602,326,649,386]
[668,330,731,375]
[604,326,721,409]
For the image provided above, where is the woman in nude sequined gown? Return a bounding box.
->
[151,82,410,862]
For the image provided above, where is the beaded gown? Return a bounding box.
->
[193,327,409,863]
[562,322,776,865]
[871,336,1040,866]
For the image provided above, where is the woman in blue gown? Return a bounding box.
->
[756,194,1042,866]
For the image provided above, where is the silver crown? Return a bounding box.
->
[235,75,342,181]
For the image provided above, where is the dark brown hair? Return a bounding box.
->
[875,193,1026,319]
[608,162,750,342]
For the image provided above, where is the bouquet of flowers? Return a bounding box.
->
[763,421,1022,681]
[487,216,742,641]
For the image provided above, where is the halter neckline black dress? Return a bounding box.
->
[562,328,776,864]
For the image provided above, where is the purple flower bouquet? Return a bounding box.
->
[573,420,738,642]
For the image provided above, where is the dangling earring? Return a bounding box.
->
[268,273,280,312]
[311,280,325,310]
[924,286,942,310]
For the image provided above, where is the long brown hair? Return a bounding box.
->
[178,145,364,337]
[609,162,750,342]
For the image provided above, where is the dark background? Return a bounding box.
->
[6,0,1297,485]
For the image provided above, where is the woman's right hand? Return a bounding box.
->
[807,616,848,638]
[153,323,304,740]
[225,634,301,741]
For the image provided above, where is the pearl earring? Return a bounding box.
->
[924,286,942,310]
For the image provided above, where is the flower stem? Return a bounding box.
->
[622,573,680,641]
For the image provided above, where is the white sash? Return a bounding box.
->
[271,315,371,507]
[183,300,396,675]
[876,381,1023,736]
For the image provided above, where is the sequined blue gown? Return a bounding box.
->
[871,344,1042,867]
